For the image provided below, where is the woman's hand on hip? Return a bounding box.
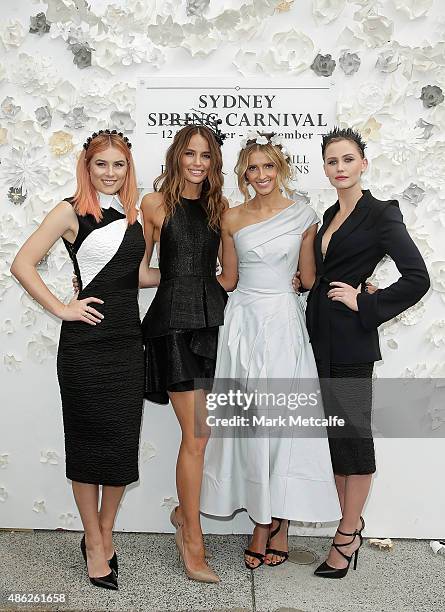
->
[328,281,360,311]
[60,295,104,325]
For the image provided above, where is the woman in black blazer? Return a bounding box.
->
[305,127,430,578]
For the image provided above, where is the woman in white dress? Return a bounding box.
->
[201,132,341,569]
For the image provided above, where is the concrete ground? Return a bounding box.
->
[0,531,443,612]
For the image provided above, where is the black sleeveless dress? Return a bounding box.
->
[142,195,227,404]
[57,199,146,485]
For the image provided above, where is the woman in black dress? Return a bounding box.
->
[141,124,227,583]
[11,131,159,590]
[305,127,430,578]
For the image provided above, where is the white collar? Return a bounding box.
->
[98,191,125,213]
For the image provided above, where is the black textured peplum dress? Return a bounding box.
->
[57,194,146,486]
[142,195,227,404]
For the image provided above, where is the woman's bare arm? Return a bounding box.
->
[217,208,239,292]
[297,223,317,290]
[10,201,104,324]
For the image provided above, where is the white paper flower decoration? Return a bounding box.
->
[9,53,61,96]
[58,512,78,528]
[261,29,316,75]
[313,0,346,25]
[32,500,46,513]
[0,20,26,49]
[40,450,60,465]
[27,331,58,363]
[360,12,394,48]
[2,319,14,335]
[426,320,445,347]
[0,454,9,469]
[0,487,8,502]
[396,301,426,326]
[1,147,48,196]
[141,441,157,463]
[391,0,433,20]
[430,261,445,293]
[161,496,179,509]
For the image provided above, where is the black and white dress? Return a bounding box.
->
[57,193,146,486]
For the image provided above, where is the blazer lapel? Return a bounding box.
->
[316,203,338,269]
[324,192,371,262]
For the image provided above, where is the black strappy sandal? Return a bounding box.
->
[265,518,289,567]
[244,548,265,570]
[314,527,363,579]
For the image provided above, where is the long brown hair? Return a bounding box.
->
[235,135,294,203]
[73,134,138,224]
[153,125,224,230]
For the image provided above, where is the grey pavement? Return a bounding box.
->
[0,531,443,612]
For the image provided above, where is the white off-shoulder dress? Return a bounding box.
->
[200,200,341,524]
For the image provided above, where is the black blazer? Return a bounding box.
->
[306,189,430,369]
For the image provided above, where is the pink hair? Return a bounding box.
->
[73,134,138,224]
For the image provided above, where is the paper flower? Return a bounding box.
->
[182,20,219,58]
[21,308,37,327]
[313,0,346,25]
[141,441,157,462]
[213,10,241,32]
[147,16,184,47]
[0,19,26,49]
[402,183,426,205]
[186,0,210,17]
[0,487,8,502]
[426,320,445,347]
[10,120,44,149]
[49,158,75,188]
[29,12,51,35]
[376,47,401,73]
[62,106,90,130]
[339,51,361,75]
[70,42,94,69]
[49,131,74,156]
[360,117,382,141]
[0,453,9,468]
[108,82,136,114]
[430,261,445,293]
[32,500,46,513]
[40,450,60,465]
[35,106,52,129]
[110,111,136,133]
[161,496,179,509]
[1,147,48,195]
[10,53,61,99]
[58,512,77,528]
[1,320,14,335]
[360,13,394,48]
[311,53,336,77]
[420,85,444,108]
[262,29,316,75]
[397,301,426,326]
[7,187,27,206]
[415,119,435,140]
[4,354,21,371]
[392,0,433,19]
[28,331,58,363]
[1,96,21,120]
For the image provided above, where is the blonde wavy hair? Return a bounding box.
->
[235,133,295,202]
[153,125,224,230]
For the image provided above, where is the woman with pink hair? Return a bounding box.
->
[11,130,159,590]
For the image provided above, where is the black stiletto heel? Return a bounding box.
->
[81,535,118,590]
[314,527,363,579]
[265,518,289,567]
[108,551,118,577]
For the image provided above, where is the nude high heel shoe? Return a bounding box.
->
[170,506,212,559]
[175,526,220,583]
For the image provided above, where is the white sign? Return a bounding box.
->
[135,76,336,191]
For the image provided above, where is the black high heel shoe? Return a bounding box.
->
[265,518,289,567]
[314,527,363,579]
[108,551,118,577]
[80,535,118,590]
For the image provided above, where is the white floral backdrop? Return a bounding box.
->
[0,0,444,537]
